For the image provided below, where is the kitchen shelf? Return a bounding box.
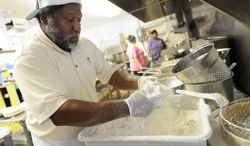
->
[0,50,16,54]
[0,81,15,89]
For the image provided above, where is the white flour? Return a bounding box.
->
[91,97,202,137]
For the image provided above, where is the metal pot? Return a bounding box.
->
[173,48,190,58]
[173,40,190,59]
[184,73,234,110]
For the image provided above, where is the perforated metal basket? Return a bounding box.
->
[172,43,231,84]
[220,98,250,145]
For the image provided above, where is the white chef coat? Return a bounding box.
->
[14,26,117,141]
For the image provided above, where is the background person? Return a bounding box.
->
[148,30,167,62]
[126,35,148,76]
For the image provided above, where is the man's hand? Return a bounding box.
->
[124,82,164,117]
[138,76,158,89]
[124,90,153,117]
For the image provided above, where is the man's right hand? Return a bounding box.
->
[138,76,158,89]
[124,90,153,117]
[124,82,163,117]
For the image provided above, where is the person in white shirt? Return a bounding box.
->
[14,0,163,146]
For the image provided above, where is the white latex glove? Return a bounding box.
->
[143,82,175,107]
[138,76,158,89]
[125,82,168,117]
[124,90,154,117]
[142,82,164,108]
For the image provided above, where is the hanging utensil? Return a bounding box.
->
[229,62,237,70]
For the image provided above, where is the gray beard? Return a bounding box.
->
[47,18,78,51]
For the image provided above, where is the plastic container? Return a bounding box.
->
[78,98,212,146]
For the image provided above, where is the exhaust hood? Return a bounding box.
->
[201,0,250,27]
[108,0,203,22]
[107,0,184,22]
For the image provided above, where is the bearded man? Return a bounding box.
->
[14,0,162,145]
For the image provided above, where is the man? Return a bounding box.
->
[148,30,167,62]
[14,0,162,145]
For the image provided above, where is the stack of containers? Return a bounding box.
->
[172,43,234,109]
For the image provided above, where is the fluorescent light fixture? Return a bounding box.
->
[82,0,121,18]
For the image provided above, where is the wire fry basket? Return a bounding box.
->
[220,98,250,141]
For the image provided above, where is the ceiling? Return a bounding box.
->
[0,0,36,19]
[0,0,129,29]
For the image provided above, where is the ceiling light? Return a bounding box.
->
[82,0,121,18]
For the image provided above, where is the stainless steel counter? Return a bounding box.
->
[208,117,229,146]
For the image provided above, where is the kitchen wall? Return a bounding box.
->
[0,24,34,65]
[140,15,188,48]
[228,20,250,95]
[0,22,10,50]
[81,13,142,51]
[195,2,250,95]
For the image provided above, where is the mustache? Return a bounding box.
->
[67,33,80,38]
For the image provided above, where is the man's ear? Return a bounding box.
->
[40,14,49,25]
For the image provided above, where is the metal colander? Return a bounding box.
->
[220,98,250,140]
[206,57,232,80]
[172,43,232,84]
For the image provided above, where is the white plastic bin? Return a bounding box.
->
[78,98,212,146]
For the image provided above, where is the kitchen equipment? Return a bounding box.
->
[184,72,234,100]
[228,62,236,70]
[149,58,182,78]
[173,48,190,59]
[216,48,231,62]
[176,90,229,108]
[172,43,231,84]
[173,40,190,59]
[206,36,228,49]
[139,67,162,76]
[112,52,127,64]
[101,34,127,65]
[78,97,212,146]
[220,98,250,146]
[159,76,184,91]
